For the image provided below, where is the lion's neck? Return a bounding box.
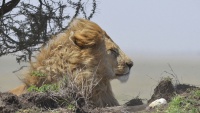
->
[91,78,119,107]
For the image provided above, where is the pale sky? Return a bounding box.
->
[3,0,200,56]
[92,0,200,56]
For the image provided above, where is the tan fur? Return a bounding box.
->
[9,18,133,107]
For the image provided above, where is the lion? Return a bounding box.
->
[9,18,133,107]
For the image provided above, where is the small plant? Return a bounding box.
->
[67,104,75,110]
[162,76,173,81]
[193,89,200,98]
[31,71,46,77]
[27,74,69,92]
[27,83,59,92]
[16,108,41,113]
[166,95,183,113]
[165,89,200,113]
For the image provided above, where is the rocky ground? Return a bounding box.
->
[0,77,200,113]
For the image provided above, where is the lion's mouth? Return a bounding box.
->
[116,72,130,76]
[116,72,130,83]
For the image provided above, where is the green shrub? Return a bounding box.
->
[31,71,46,77]
[165,89,200,113]
[27,83,59,92]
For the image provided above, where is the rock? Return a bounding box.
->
[147,98,167,109]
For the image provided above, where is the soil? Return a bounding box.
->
[0,78,199,113]
[0,90,86,113]
[148,78,200,103]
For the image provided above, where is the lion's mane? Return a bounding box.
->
[10,18,120,107]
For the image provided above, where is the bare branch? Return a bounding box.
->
[0,0,97,64]
[0,0,20,17]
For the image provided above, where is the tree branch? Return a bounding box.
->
[0,0,20,17]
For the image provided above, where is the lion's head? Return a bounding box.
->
[10,18,133,107]
[105,33,133,83]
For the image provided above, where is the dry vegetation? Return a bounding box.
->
[0,75,199,113]
[0,73,98,113]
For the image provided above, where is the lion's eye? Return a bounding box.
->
[110,49,119,57]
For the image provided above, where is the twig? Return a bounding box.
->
[164,64,180,85]
[145,74,158,82]
[12,65,28,73]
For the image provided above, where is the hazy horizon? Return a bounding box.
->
[1,54,200,104]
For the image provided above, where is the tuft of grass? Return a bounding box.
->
[164,89,200,113]
[27,73,68,93]
[31,71,46,77]
[67,104,75,110]
[193,89,200,98]
[27,83,59,92]
[16,108,41,113]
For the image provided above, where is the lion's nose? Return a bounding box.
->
[126,60,133,68]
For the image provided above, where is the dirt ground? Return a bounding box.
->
[0,78,199,113]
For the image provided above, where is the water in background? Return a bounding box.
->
[0,54,200,104]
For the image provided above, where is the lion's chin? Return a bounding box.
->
[116,73,130,83]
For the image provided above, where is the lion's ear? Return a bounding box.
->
[69,29,103,48]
